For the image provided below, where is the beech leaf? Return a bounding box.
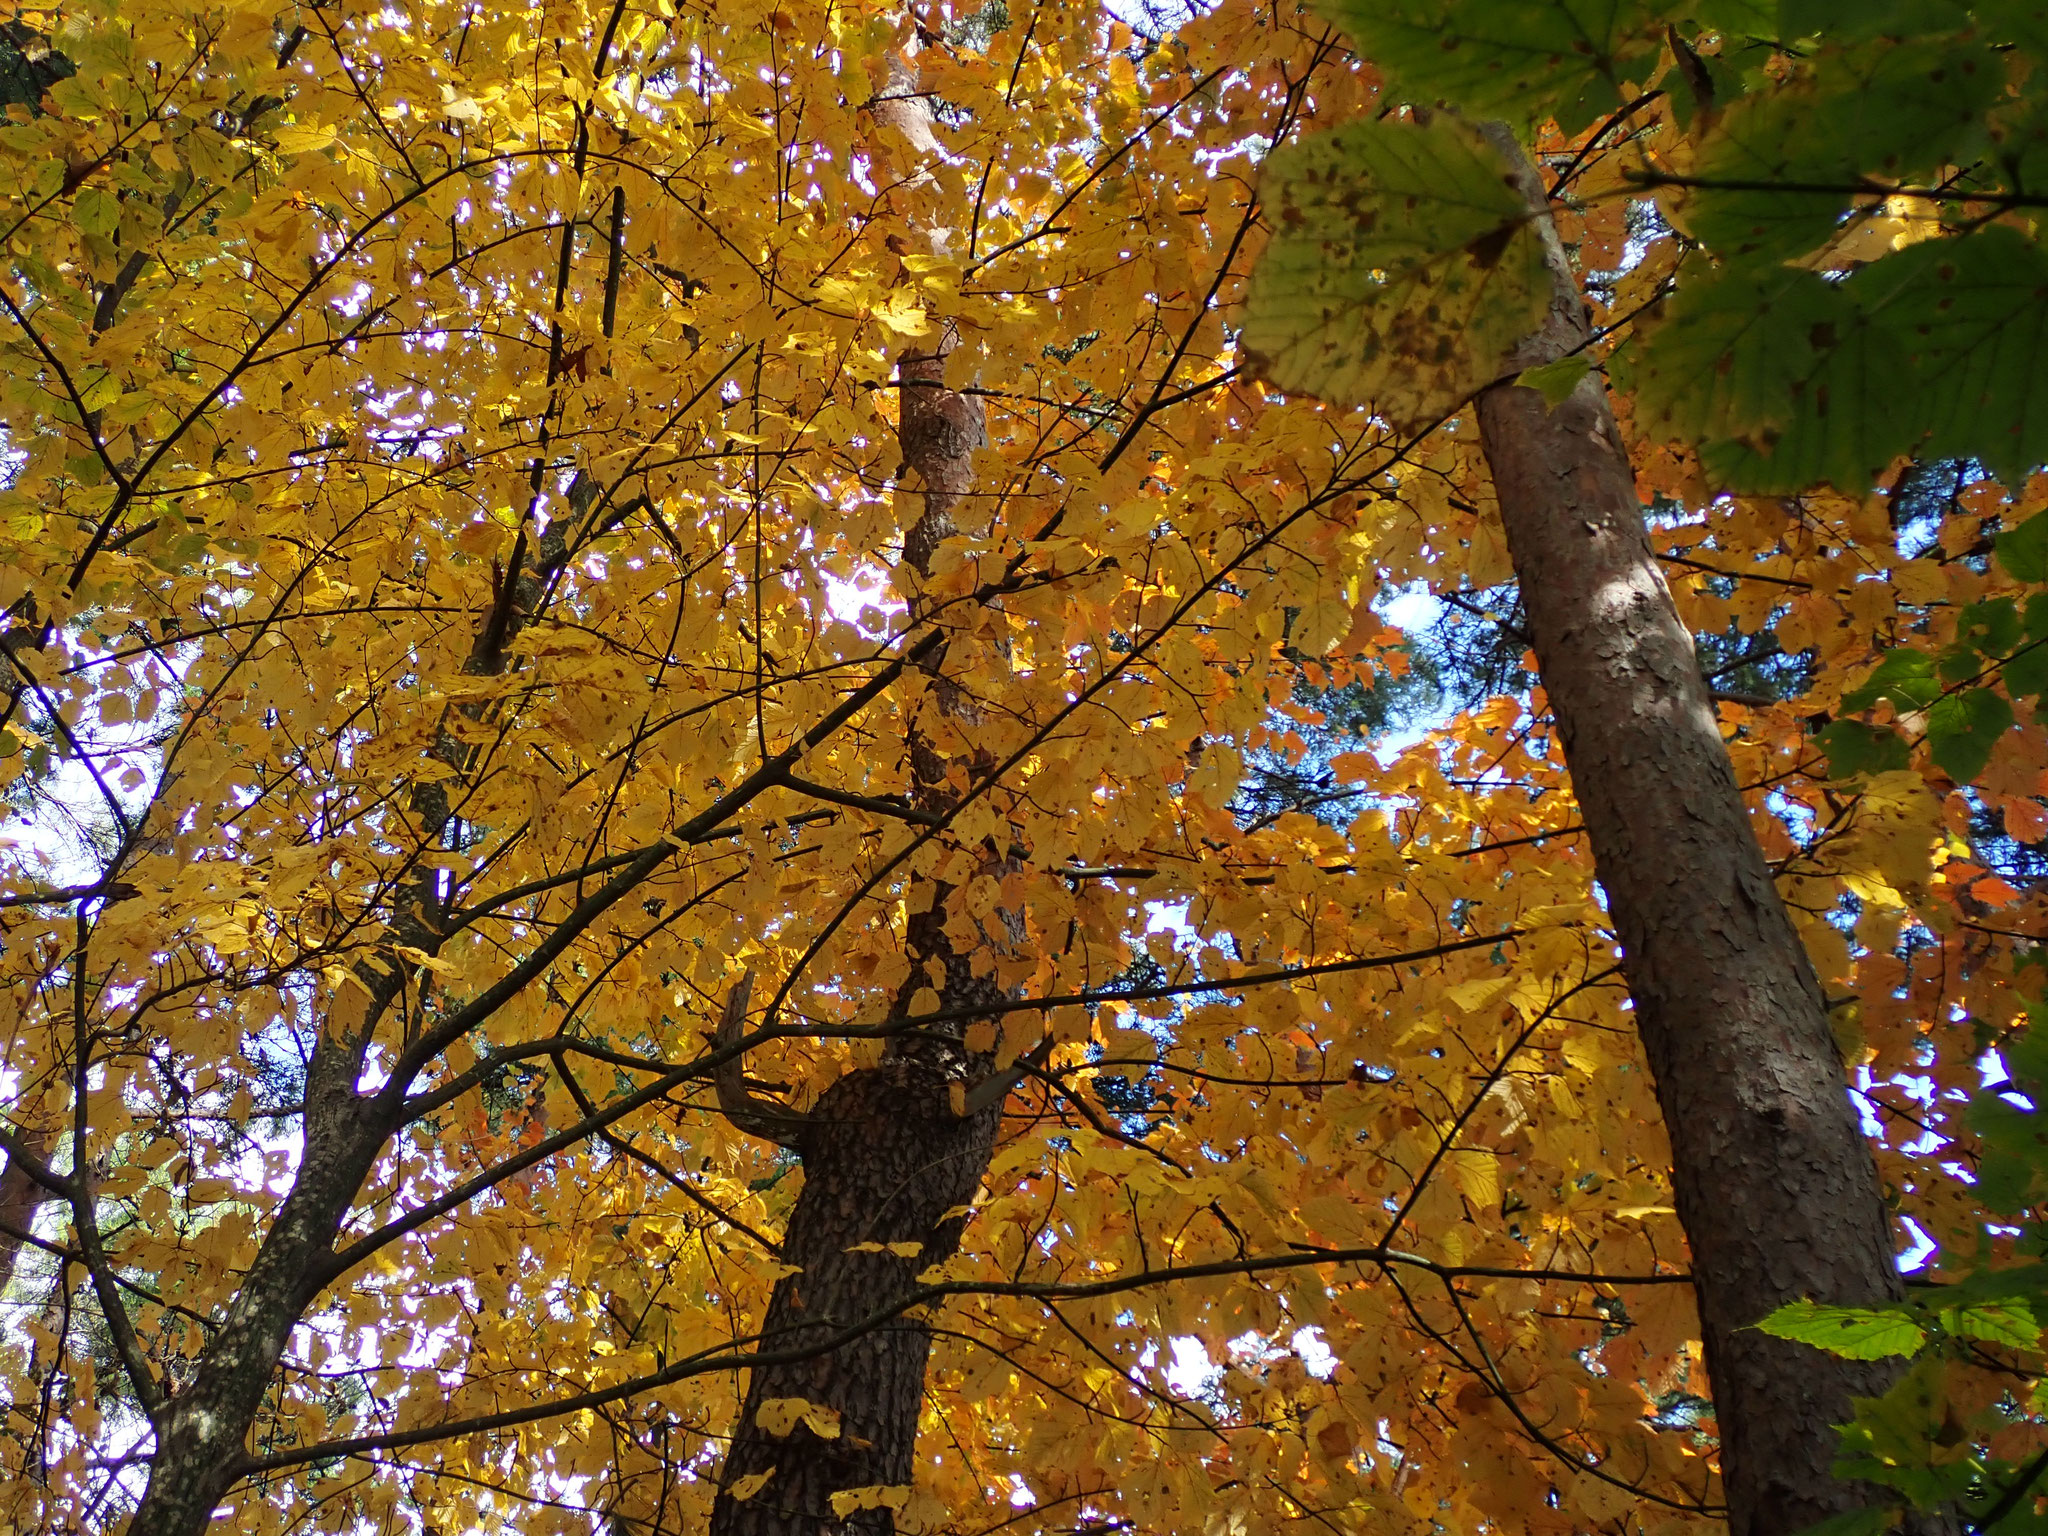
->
[1240,116,1549,428]
[1756,1300,1927,1360]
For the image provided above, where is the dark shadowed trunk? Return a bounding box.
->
[706,335,1010,1536]
[708,1041,1002,1536]
[1471,126,1931,1536]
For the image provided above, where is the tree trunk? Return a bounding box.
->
[709,53,1018,1536]
[0,1124,55,1297]
[709,1059,1000,1536]
[1471,126,1921,1536]
[118,183,618,1536]
[705,341,1011,1536]
[128,1039,387,1536]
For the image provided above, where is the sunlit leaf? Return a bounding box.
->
[1757,1299,1927,1360]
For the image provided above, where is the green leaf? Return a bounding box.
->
[1967,1476,2048,1534]
[1310,0,1671,134]
[1787,1508,1897,1536]
[1632,267,1828,441]
[1859,228,2048,488]
[1779,0,1968,39]
[1818,720,1911,778]
[1632,266,1913,492]
[1841,649,1938,714]
[1686,38,1998,268]
[2005,1012,2048,1089]
[1637,224,2048,490]
[1959,598,2024,658]
[1969,1094,2048,1216]
[1239,117,1550,428]
[1999,511,2048,584]
[1695,303,1915,491]
[2004,638,2048,704]
[1687,0,1776,36]
[1922,1261,2048,1311]
[1925,687,2012,782]
[1756,1299,1928,1359]
[1514,353,1592,408]
[1942,1299,2042,1350]
[1683,93,1850,264]
[1985,598,2048,702]
[1938,647,1983,685]
[1986,0,2048,65]
[1835,1355,1979,1507]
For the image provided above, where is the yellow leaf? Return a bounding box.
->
[873,290,930,337]
[728,1470,774,1503]
[1446,1149,1499,1208]
[828,1486,910,1517]
[1444,976,1513,1016]
[393,945,459,976]
[273,122,337,155]
[1108,54,1139,103]
[1561,1033,1604,1075]
[755,1398,842,1439]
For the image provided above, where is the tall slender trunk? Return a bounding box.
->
[706,328,1009,1536]
[125,274,594,1536]
[130,1051,387,1536]
[1471,127,1924,1536]
[708,54,1016,1536]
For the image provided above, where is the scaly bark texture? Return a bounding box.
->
[708,1060,1001,1536]
[1472,126,1920,1536]
[707,333,1009,1536]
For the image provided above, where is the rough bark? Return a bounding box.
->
[123,515,579,1533]
[1471,126,1923,1536]
[118,186,623,1536]
[45,1050,376,1536]
[709,1058,1001,1536]
[706,358,1009,1533]
[130,1047,386,1536]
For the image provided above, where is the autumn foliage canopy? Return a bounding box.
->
[0,0,2045,1532]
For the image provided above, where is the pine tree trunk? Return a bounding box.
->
[1471,126,1924,1536]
